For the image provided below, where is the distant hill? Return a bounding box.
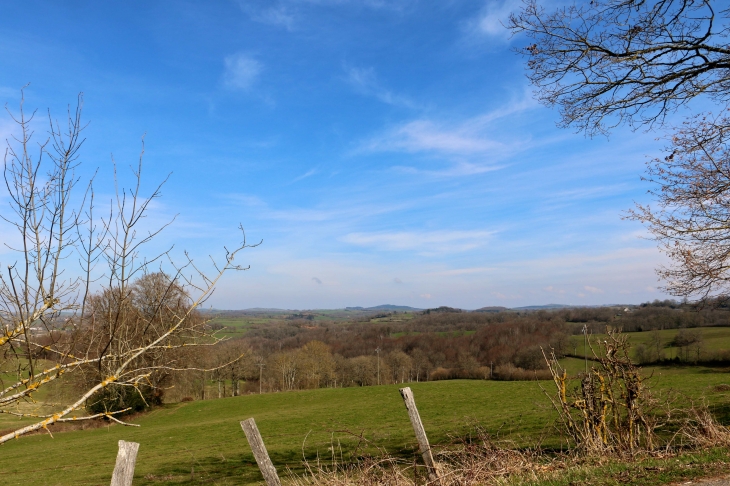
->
[474,306,510,313]
[238,307,293,313]
[424,306,463,314]
[345,304,423,312]
[510,304,581,311]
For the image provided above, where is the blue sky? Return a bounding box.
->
[0,1,676,309]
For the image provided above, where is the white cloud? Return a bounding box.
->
[292,168,317,183]
[426,266,493,277]
[393,161,506,177]
[357,95,537,161]
[344,66,419,108]
[363,119,504,155]
[465,0,521,41]
[420,293,432,299]
[584,285,604,294]
[0,86,19,101]
[549,184,632,203]
[239,0,414,31]
[223,192,409,223]
[342,229,494,254]
[251,6,296,30]
[491,291,522,300]
[223,53,262,91]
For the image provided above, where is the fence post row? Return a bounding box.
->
[110,440,140,486]
[399,387,442,484]
[106,391,440,485]
[241,417,282,486]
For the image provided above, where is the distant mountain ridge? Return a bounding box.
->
[345,304,423,311]
[510,304,575,310]
[474,306,510,313]
[206,303,631,314]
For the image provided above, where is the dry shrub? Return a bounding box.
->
[711,384,730,392]
[674,404,730,449]
[542,328,659,455]
[431,435,553,485]
[493,364,551,381]
[289,430,556,486]
[542,328,730,457]
[429,367,451,381]
[289,456,410,486]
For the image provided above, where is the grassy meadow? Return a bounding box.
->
[2,364,730,485]
[206,309,418,338]
[567,326,730,360]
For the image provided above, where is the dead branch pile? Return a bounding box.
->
[675,404,730,450]
[289,431,558,486]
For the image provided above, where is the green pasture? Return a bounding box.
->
[3,365,730,485]
[207,317,264,337]
[1,380,550,485]
[207,310,418,338]
[570,326,730,360]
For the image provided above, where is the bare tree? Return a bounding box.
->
[648,330,664,360]
[0,90,256,443]
[509,0,730,136]
[298,340,335,389]
[628,115,730,298]
[509,1,730,302]
[269,350,299,391]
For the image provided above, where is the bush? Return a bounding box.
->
[87,384,164,416]
[493,364,551,381]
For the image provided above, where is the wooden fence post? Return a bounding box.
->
[240,418,282,486]
[399,387,442,484]
[110,440,140,486]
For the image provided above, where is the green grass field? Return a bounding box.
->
[207,310,419,338]
[569,326,730,361]
[3,365,730,485]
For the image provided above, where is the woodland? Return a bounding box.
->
[171,300,730,400]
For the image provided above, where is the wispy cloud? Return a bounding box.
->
[364,119,505,155]
[239,0,414,31]
[464,0,520,42]
[584,285,604,294]
[342,229,494,254]
[426,266,494,276]
[222,53,262,91]
[312,277,323,284]
[548,184,632,203]
[344,65,419,108]
[491,291,522,300]
[392,161,506,177]
[223,193,410,224]
[292,168,317,183]
[250,6,296,30]
[358,95,537,160]
[0,86,19,101]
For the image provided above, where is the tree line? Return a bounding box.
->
[163,300,730,400]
